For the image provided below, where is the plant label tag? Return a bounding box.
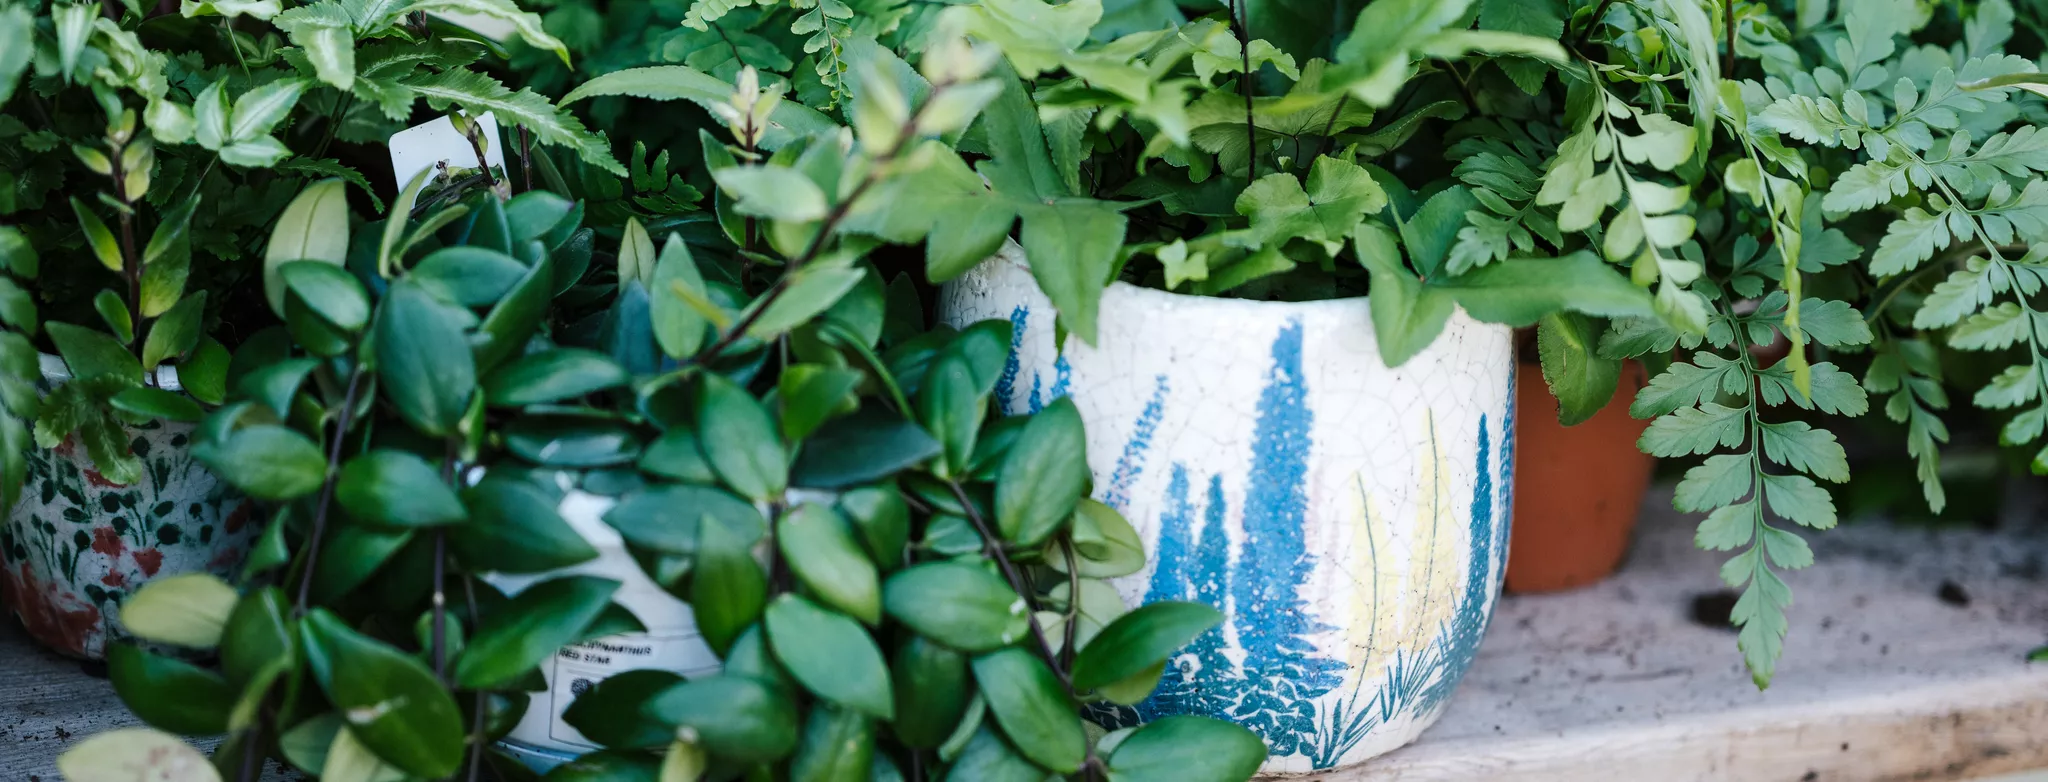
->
[388,112,506,188]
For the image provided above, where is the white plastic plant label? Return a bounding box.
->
[387,111,506,189]
[488,490,722,766]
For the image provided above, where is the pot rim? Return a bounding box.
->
[989,240,1395,318]
[39,352,185,392]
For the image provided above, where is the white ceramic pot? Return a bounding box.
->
[489,488,721,770]
[940,244,1516,773]
[4,355,257,660]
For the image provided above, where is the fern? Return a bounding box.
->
[276,157,384,211]
[400,68,624,176]
[1444,119,1563,273]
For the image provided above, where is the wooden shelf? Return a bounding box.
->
[4,486,2046,781]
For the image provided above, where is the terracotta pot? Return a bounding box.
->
[1505,361,1654,593]
[3,355,257,659]
[940,242,1514,773]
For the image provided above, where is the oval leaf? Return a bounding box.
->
[970,647,1084,773]
[882,562,1028,653]
[778,503,880,625]
[765,594,893,719]
[1069,602,1222,692]
[994,398,1086,547]
[300,609,465,778]
[455,576,622,690]
[335,450,467,528]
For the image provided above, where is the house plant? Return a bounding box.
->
[928,0,2048,768]
[0,0,623,657]
[1505,348,1654,593]
[59,27,1272,782]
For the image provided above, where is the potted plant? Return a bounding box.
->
[1505,331,1655,594]
[926,0,1658,770]
[60,25,1276,782]
[941,0,2048,751]
[0,0,619,658]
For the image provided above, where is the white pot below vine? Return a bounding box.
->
[940,243,1515,773]
[488,488,721,770]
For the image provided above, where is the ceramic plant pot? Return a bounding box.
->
[940,243,1515,773]
[1504,361,1654,594]
[3,356,257,659]
[491,488,721,770]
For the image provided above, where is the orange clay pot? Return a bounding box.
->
[1506,361,1655,594]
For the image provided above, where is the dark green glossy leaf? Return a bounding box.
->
[882,562,1028,652]
[791,407,942,489]
[221,587,293,687]
[505,415,644,467]
[1070,602,1222,691]
[693,506,767,655]
[789,705,873,782]
[474,255,557,373]
[236,357,318,418]
[108,644,233,735]
[643,675,799,764]
[603,483,760,555]
[484,348,629,407]
[453,477,599,573]
[178,338,230,406]
[376,282,476,436]
[109,387,202,423]
[650,234,708,359]
[141,291,206,370]
[916,352,982,478]
[994,398,1086,547]
[1106,716,1267,782]
[971,647,1083,773]
[697,373,787,501]
[335,449,467,528]
[191,424,326,501]
[562,669,684,750]
[411,246,529,307]
[601,281,660,375]
[280,261,370,331]
[778,364,862,442]
[891,635,970,748]
[301,609,465,778]
[97,290,131,344]
[47,321,142,385]
[836,485,909,570]
[309,525,414,603]
[456,576,621,690]
[636,427,717,483]
[764,595,892,719]
[504,192,576,245]
[942,726,1044,782]
[778,503,879,624]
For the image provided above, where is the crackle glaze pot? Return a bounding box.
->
[4,356,258,659]
[941,243,1516,773]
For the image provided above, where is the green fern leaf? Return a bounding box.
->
[400,69,624,176]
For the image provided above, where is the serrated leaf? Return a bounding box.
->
[1675,453,1752,512]
[1758,420,1850,482]
[1762,473,1836,528]
[1639,403,1746,457]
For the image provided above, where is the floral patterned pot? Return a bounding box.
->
[3,355,256,660]
[941,244,1515,774]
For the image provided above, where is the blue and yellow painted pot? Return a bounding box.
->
[942,244,1515,773]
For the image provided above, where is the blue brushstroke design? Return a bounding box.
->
[996,306,1029,416]
[1416,415,1497,715]
[996,304,1076,415]
[1498,364,1516,574]
[1226,320,1345,758]
[1103,375,1170,512]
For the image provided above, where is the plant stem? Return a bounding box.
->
[462,575,486,782]
[519,126,533,194]
[464,119,498,193]
[1723,0,1736,79]
[945,479,1071,690]
[1058,539,1079,673]
[1230,0,1256,181]
[234,720,263,782]
[1314,95,1350,161]
[294,367,366,613]
[223,17,252,82]
[1573,0,1619,48]
[692,77,951,366]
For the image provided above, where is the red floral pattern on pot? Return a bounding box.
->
[3,423,257,659]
